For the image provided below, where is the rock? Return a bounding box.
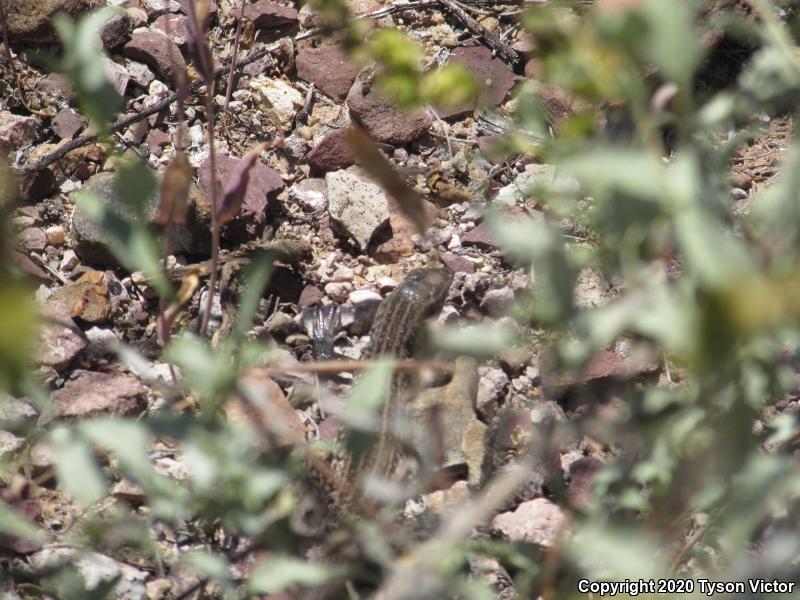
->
[8,251,48,281]
[52,108,87,140]
[34,73,74,99]
[71,172,211,265]
[482,287,515,317]
[372,196,439,263]
[123,30,187,86]
[307,129,356,174]
[408,357,486,486]
[143,0,182,16]
[152,13,190,51]
[249,77,304,132]
[417,480,470,515]
[346,69,431,144]
[290,178,327,212]
[0,112,39,159]
[476,366,508,420]
[0,495,41,553]
[60,249,79,272]
[731,171,753,190]
[0,396,38,422]
[567,456,604,510]
[580,350,626,383]
[324,281,352,303]
[496,163,580,205]
[48,271,111,323]
[241,0,298,29]
[101,12,131,50]
[298,285,324,307]
[197,153,284,243]
[461,222,497,249]
[48,371,147,420]
[491,498,567,547]
[225,370,306,447]
[348,289,382,335]
[0,431,26,457]
[146,128,170,156]
[18,169,57,203]
[18,228,47,252]
[325,170,390,250]
[6,0,101,42]
[296,44,360,102]
[101,57,130,97]
[441,252,476,274]
[439,41,517,119]
[125,59,155,89]
[34,317,88,371]
[282,133,310,161]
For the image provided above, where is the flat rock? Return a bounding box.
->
[197,153,284,243]
[325,170,389,250]
[49,371,147,420]
[306,129,355,174]
[241,0,298,29]
[52,107,87,140]
[47,271,111,324]
[461,222,497,249]
[6,0,100,42]
[152,13,190,51]
[440,252,476,274]
[439,41,517,119]
[0,112,39,159]
[249,77,304,132]
[491,498,567,547]
[347,69,431,145]
[34,73,74,99]
[123,30,187,86]
[34,317,88,371]
[103,57,131,97]
[9,250,49,281]
[296,44,360,102]
[18,227,47,252]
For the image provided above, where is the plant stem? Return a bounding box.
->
[224,0,246,110]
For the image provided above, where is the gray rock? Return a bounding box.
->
[18,227,47,251]
[482,287,515,317]
[476,365,509,420]
[47,371,147,421]
[6,0,100,42]
[35,317,88,371]
[0,396,38,422]
[348,288,382,335]
[52,107,87,140]
[70,172,211,266]
[325,170,389,250]
[0,431,25,456]
[103,57,130,97]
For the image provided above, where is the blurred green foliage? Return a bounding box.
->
[3,1,800,598]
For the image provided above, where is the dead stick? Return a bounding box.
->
[439,0,520,67]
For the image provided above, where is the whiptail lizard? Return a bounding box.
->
[307,266,454,515]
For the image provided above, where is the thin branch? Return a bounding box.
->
[224,0,247,110]
[439,0,521,67]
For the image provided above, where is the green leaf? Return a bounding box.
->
[52,426,107,505]
[75,191,171,298]
[166,334,237,407]
[0,502,44,545]
[642,0,702,85]
[344,359,393,431]
[53,8,122,128]
[433,323,519,357]
[248,555,337,594]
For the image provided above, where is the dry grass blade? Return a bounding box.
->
[155,153,192,226]
[162,268,201,328]
[345,126,433,235]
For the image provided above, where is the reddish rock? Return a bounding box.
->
[491,498,567,547]
[226,370,306,446]
[0,494,42,554]
[0,111,39,159]
[580,350,626,382]
[47,271,111,324]
[18,228,47,252]
[298,285,324,307]
[731,171,753,190]
[152,13,190,52]
[8,250,49,281]
[567,456,604,510]
[477,135,506,163]
[52,107,87,140]
[439,41,517,119]
[6,0,101,43]
[198,153,285,243]
[306,129,355,174]
[35,317,88,371]
[317,416,341,442]
[296,44,360,102]
[347,69,431,145]
[18,170,56,203]
[461,222,497,250]
[371,197,438,263]
[440,252,476,274]
[49,371,147,420]
[146,128,171,156]
[34,73,74,99]
[123,30,187,86]
[242,0,298,29]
